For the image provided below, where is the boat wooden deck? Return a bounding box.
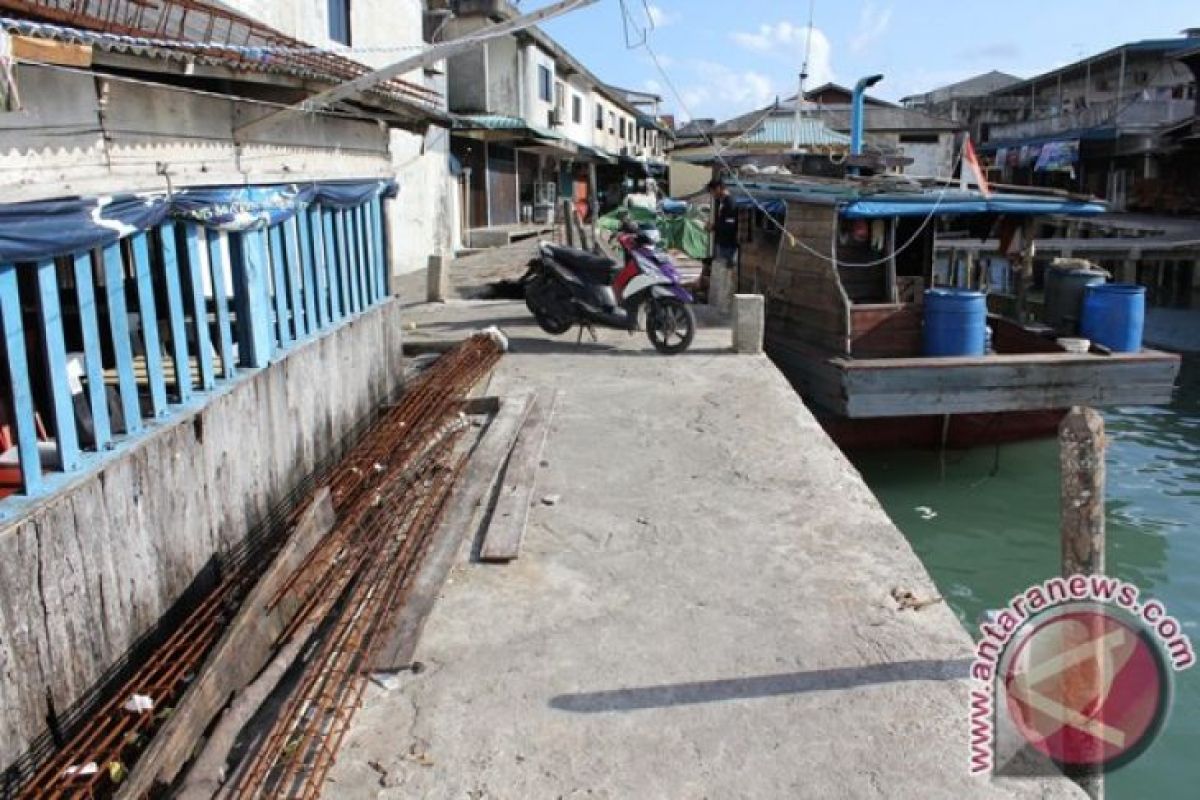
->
[832,350,1179,418]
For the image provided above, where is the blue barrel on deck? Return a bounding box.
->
[922,288,987,357]
[1080,284,1145,353]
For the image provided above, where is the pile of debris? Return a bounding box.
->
[16,333,504,800]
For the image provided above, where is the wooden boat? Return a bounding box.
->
[730,176,1182,450]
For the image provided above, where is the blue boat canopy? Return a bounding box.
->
[732,180,1106,220]
[841,194,1107,219]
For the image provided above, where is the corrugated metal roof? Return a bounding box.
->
[741,116,850,148]
[992,38,1197,98]
[0,2,443,114]
[714,103,962,138]
[453,114,562,141]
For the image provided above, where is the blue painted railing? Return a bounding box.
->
[0,197,390,502]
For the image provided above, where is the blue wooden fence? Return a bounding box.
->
[0,198,390,501]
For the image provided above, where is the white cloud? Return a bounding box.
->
[645,3,676,29]
[851,3,893,55]
[729,22,835,89]
[674,61,781,122]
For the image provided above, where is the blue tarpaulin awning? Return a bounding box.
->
[840,195,1105,218]
[0,179,397,264]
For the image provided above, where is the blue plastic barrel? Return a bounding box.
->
[923,288,987,356]
[1080,284,1145,353]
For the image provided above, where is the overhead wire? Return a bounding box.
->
[638,31,962,269]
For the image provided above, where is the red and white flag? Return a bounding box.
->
[960,135,991,197]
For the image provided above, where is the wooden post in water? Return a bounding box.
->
[1059,406,1106,800]
[1060,406,1106,576]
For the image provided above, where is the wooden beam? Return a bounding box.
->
[374,394,534,670]
[115,489,336,799]
[480,390,560,563]
[12,35,93,67]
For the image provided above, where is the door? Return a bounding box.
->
[451,138,487,231]
[487,144,518,227]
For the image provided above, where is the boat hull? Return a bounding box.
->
[820,409,1067,451]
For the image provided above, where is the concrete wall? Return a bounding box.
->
[523,43,556,131]
[448,46,489,112]
[488,36,522,118]
[670,147,715,198]
[0,300,408,770]
[225,0,458,269]
[0,65,392,202]
[891,132,958,178]
[561,75,594,148]
[226,0,426,56]
[390,127,459,278]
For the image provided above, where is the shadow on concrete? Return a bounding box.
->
[409,315,537,333]
[507,337,732,358]
[548,658,971,713]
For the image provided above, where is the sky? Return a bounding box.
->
[536,0,1200,122]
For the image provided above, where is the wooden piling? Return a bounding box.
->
[587,163,600,254]
[562,199,576,248]
[1060,406,1106,576]
[1059,405,1106,800]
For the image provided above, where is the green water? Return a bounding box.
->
[852,354,1200,798]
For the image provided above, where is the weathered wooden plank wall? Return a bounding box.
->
[850,305,921,358]
[766,203,850,356]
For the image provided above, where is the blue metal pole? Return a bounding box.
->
[850,74,884,173]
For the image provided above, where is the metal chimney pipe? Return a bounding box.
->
[850,74,884,156]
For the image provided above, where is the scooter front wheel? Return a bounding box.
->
[646,297,696,355]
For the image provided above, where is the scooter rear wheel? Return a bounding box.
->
[534,312,573,335]
[646,297,695,354]
[526,275,574,335]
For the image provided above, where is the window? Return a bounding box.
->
[898,133,939,144]
[608,111,615,133]
[572,95,583,124]
[595,103,604,130]
[619,118,626,139]
[538,65,552,103]
[328,0,351,46]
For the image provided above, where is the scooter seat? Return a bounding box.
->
[545,245,620,284]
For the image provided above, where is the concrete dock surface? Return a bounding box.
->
[325,295,1082,799]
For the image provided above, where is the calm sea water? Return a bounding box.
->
[851,354,1200,798]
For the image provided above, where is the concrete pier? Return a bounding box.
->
[733,293,765,354]
[327,291,1083,798]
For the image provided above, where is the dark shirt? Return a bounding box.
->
[713,194,739,247]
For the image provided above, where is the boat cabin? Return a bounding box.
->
[730,177,1181,447]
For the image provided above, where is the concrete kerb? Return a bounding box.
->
[733,294,765,355]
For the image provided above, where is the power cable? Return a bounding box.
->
[640,36,960,268]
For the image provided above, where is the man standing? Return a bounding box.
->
[705,178,739,311]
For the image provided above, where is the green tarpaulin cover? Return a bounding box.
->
[597,205,710,260]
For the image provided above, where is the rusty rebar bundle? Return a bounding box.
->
[17,334,502,800]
